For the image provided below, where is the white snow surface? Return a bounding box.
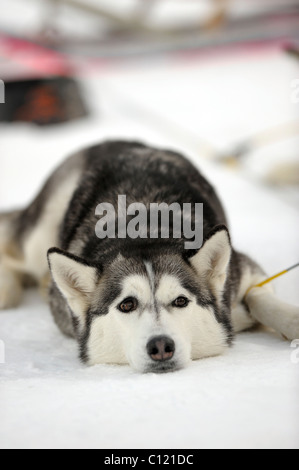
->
[0,50,299,449]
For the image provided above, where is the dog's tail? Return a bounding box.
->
[0,209,19,240]
[0,210,23,264]
[0,210,27,309]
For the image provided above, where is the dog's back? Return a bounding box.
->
[58,141,227,257]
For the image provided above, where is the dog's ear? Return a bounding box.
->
[187,225,231,294]
[48,248,99,324]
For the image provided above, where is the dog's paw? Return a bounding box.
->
[0,270,23,310]
[280,316,299,342]
[246,287,299,341]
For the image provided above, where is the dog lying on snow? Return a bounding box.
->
[0,141,298,373]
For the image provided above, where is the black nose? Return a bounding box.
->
[147,336,175,362]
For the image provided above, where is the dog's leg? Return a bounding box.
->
[230,252,271,333]
[231,252,299,340]
[0,211,24,309]
[0,264,23,309]
[231,303,256,333]
[245,288,299,341]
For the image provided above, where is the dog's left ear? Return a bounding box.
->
[48,248,99,324]
[187,225,231,294]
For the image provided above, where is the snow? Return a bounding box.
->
[0,48,299,449]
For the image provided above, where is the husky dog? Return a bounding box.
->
[0,141,298,373]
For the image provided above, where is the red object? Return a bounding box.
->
[0,34,72,80]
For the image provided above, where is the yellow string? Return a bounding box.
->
[245,266,297,297]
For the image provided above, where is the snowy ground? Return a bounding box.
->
[0,47,299,449]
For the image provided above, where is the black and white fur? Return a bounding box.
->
[0,141,298,373]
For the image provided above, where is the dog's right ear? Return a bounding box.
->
[47,248,99,325]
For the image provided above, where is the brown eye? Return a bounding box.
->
[172,297,189,308]
[118,297,138,313]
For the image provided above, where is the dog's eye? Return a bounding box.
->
[118,297,138,313]
[172,297,189,308]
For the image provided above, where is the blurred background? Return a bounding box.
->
[0,0,298,297]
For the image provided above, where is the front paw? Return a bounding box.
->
[246,288,299,341]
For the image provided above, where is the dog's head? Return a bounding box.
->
[48,226,233,373]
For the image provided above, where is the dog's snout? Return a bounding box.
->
[147,336,175,362]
